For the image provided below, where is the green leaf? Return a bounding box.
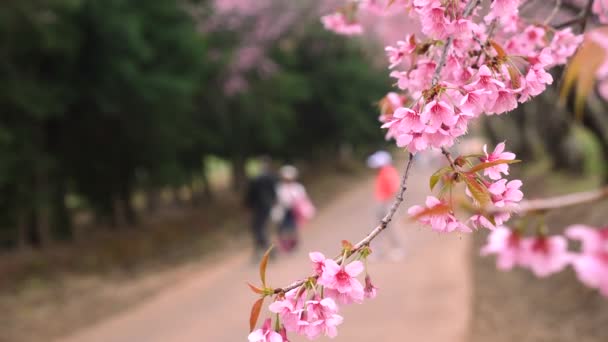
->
[249,297,265,332]
[464,175,491,207]
[429,166,452,190]
[466,159,520,174]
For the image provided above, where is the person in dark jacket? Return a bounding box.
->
[244,157,277,260]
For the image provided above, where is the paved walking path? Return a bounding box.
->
[61,167,471,342]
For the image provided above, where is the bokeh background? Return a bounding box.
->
[1,0,608,341]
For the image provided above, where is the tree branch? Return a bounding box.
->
[555,0,595,30]
[273,153,416,295]
[516,185,608,214]
[431,0,481,86]
[440,147,457,170]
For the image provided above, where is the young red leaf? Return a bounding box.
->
[490,39,506,58]
[464,175,491,207]
[466,159,520,174]
[259,245,273,288]
[507,64,521,89]
[410,202,451,221]
[247,282,264,295]
[249,297,265,332]
[341,240,354,250]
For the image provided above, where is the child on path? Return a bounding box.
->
[275,165,315,253]
[367,150,405,260]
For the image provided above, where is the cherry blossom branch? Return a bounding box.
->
[516,185,608,214]
[431,0,481,86]
[440,147,457,170]
[272,153,415,295]
[354,152,415,250]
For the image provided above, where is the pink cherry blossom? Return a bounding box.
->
[321,13,363,36]
[418,3,449,39]
[522,26,546,47]
[480,142,516,180]
[408,196,472,233]
[364,275,378,299]
[519,67,553,103]
[488,179,523,208]
[459,87,490,114]
[549,28,584,65]
[248,318,283,342]
[481,226,525,270]
[269,290,304,332]
[593,0,608,24]
[487,88,518,115]
[309,252,327,276]
[566,225,608,297]
[520,235,571,277]
[298,297,344,339]
[468,214,496,230]
[385,35,417,69]
[318,260,365,304]
[420,100,458,128]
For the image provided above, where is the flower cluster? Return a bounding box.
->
[408,142,522,233]
[379,1,582,153]
[249,251,376,341]
[481,224,608,297]
[593,0,608,24]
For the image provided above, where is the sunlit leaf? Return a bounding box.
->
[507,64,521,89]
[560,28,608,118]
[464,175,491,207]
[259,245,273,287]
[489,40,506,57]
[429,166,452,190]
[249,297,264,332]
[466,159,521,174]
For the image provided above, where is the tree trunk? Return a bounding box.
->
[120,181,137,226]
[34,166,53,248]
[231,156,247,192]
[16,207,30,250]
[111,193,127,227]
[146,187,161,214]
[52,176,73,240]
[201,159,213,200]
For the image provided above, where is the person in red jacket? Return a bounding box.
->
[367,150,405,260]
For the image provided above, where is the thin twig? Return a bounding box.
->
[273,153,416,295]
[431,0,480,86]
[440,147,457,169]
[517,186,608,214]
[580,0,596,32]
[544,0,562,25]
[555,0,596,30]
[485,185,608,217]
[431,36,453,86]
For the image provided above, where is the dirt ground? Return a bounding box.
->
[470,171,608,342]
[57,164,472,342]
[0,164,366,342]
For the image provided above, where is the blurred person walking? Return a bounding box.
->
[275,165,315,253]
[244,157,278,261]
[367,150,405,260]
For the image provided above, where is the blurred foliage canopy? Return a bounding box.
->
[0,0,389,248]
